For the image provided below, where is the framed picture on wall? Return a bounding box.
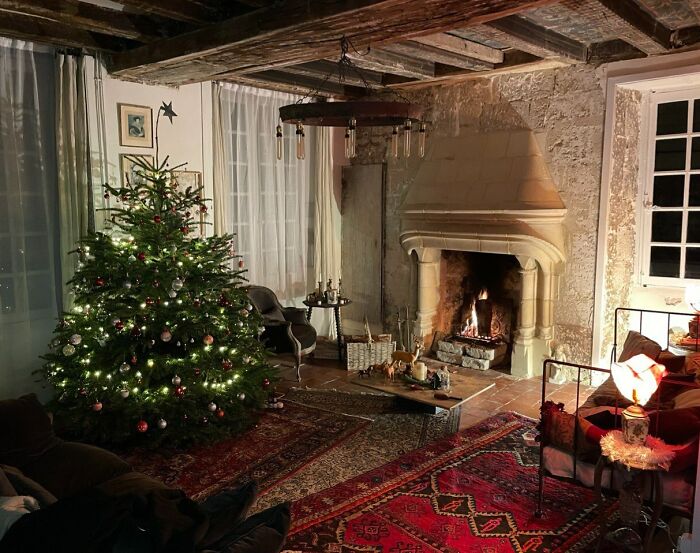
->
[118,103,153,148]
[120,154,154,187]
[172,170,205,236]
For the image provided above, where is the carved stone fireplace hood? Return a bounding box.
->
[399,129,567,377]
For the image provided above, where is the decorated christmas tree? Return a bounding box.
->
[41,105,274,448]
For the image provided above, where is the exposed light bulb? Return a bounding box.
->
[348,117,357,158]
[403,119,412,158]
[418,121,427,158]
[391,126,399,158]
[344,127,351,159]
[276,124,283,161]
[295,122,305,160]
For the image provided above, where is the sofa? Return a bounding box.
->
[0,394,290,552]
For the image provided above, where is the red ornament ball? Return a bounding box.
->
[238,259,245,269]
[153,215,162,223]
[222,359,232,370]
[115,320,125,331]
[78,387,87,396]
[137,252,146,261]
[262,378,271,389]
[130,355,138,365]
[95,277,105,287]
[130,326,141,338]
[136,420,148,433]
[193,299,201,307]
[216,408,225,419]
[200,205,208,214]
[174,385,185,398]
[103,192,109,199]
[194,367,201,376]
[180,226,190,234]
[203,334,214,346]
[145,297,155,306]
[92,401,103,412]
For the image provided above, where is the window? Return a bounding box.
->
[642,92,700,284]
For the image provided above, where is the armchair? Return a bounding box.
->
[247,285,317,381]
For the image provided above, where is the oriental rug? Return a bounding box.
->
[121,402,368,501]
[283,412,617,553]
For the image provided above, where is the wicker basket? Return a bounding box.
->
[346,341,396,371]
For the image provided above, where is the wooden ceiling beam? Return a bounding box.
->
[594,0,671,52]
[107,0,561,84]
[115,0,233,25]
[346,48,435,80]
[410,32,504,64]
[383,41,493,71]
[220,70,352,97]
[0,9,134,51]
[280,60,385,88]
[0,0,186,42]
[487,15,588,61]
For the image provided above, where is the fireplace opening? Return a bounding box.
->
[433,251,521,372]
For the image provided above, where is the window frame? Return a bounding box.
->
[640,87,700,286]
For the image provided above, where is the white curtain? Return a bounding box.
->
[213,83,313,301]
[311,127,341,337]
[55,53,92,309]
[0,40,60,399]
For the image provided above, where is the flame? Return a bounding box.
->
[478,288,488,300]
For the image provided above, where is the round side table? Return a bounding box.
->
[593,430,672,553]
[303,299,352,361]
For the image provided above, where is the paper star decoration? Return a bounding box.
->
[160,101,177,124]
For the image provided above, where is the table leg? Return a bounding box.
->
[643,471,663,553]
[306,306,313,322]
[593,457,606,498]
[334,306,343,361]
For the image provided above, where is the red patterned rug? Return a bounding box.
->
[284,412,617,553]
[121,402,368,500]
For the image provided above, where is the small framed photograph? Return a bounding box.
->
[120,154,154,187]
[172,170,205,235]
[118,103,153,148]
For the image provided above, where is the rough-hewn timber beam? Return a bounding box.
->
[346,48,435,80]
[115,0,233,25]
[594,0,671,52]
[280,60,385,88]
[410,32,503,64]
[0,9,134,50]
[383,41,493,71]
[220,72,348,98]
[0,0,184,42]
[487,15,588,61]
[107,0,561,85]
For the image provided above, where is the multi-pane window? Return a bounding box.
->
[644,94,700,283]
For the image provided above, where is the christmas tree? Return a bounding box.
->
[41,106,274,447]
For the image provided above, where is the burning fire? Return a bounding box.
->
[478,288,488,300]
[461,288,489,338]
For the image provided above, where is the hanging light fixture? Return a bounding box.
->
[277,37,427,161]
[276,123,283,160]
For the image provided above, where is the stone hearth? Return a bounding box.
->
[399,129,568,378]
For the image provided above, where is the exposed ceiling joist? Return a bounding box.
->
[346,48,435,80]
[279,60,385,88]
[593,0,671,53]
[0,9,133,50]
[383,41,494,71]
[115,0,231,25]
[107,0,561,85]
[0,0,182,42]
[410,32,504,64]
[487,15,588,60]
[221,70,349,97]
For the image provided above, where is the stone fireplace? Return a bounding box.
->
[399,129,567,378]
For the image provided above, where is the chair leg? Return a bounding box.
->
[295,351,302,382]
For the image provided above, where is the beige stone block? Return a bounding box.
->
[482,131,510,159]
[510,155,551,182]
[506,130,531,157]
[518,179,562,207]
[462,356,490,370]
[437,350,463,364]
[479,158,512,184]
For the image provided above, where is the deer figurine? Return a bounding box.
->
[391,338,424,372]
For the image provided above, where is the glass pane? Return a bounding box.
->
[653,174,685,207]
[690,175,700,206]
[26,273,53,311]
[651,211,683,242]
[687,248,700,279]
[689,213,700,243]
[693,137,700,170]
[0,277,15,314]
[657,101,688,135]
[655,138,687,171]
[650,246,680,277]
[694,100,700,132]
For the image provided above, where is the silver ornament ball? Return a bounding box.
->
[157,418,167,429]
[172,375,181,386]
[62,344,76,356]
[208,402,217,412]
[69,334,82,345]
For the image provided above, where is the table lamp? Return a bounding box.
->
[611,354,667,445]
[686,285,700,338]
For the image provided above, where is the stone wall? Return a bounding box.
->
[346,64,606,367]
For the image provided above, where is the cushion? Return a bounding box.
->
[0,465,57,507]
[199,481,259,548]
[618,330,662,363]
[214,502,290,553]
[95,471,170,498]
[0,394,58,468]
[674,388,700,409]
[21,442,132,499]
[0,467,16,497]
[649,406,700,445]
[658,350,686,373]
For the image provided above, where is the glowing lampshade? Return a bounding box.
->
[611,353,667,407]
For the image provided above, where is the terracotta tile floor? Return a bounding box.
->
[271,339,597,429]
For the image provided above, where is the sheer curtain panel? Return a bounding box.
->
[0,40,60,399]
[213,83,313,301]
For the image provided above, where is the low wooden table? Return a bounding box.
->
[352,368,495,411]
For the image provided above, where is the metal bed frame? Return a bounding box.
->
[535,307,700,521]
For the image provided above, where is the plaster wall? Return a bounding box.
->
[346,65,606,367]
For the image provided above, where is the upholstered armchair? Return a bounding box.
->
[247,285,317,381]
